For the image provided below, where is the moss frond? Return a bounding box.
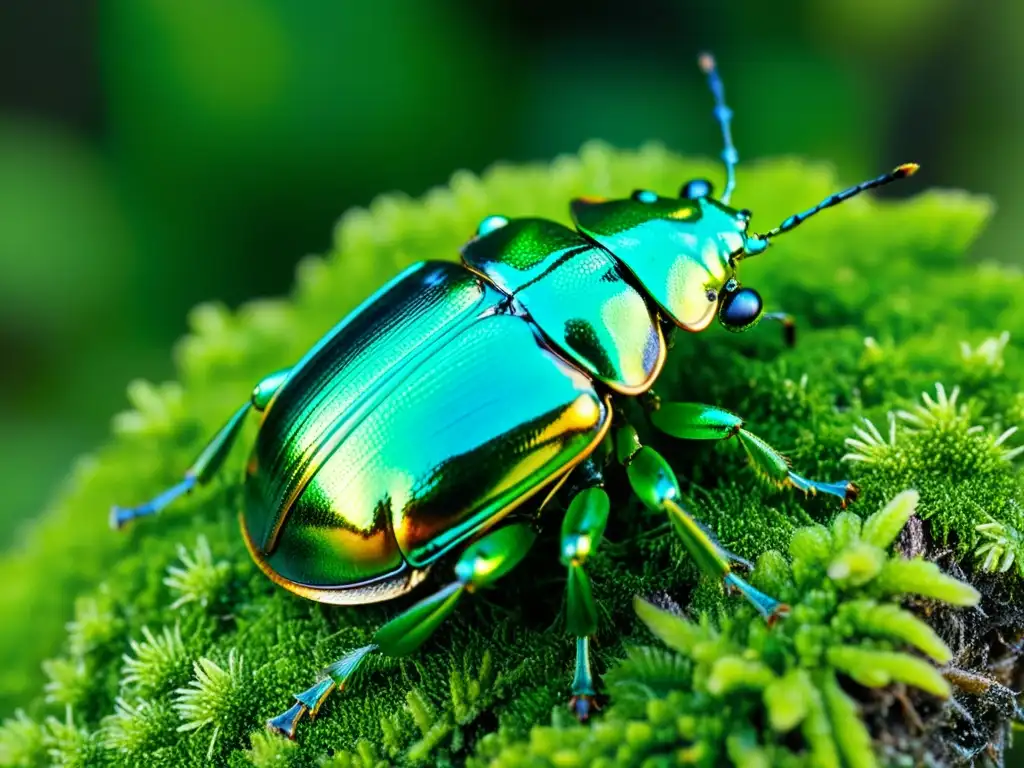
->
[0,710,46,768]
[65,591,119,660]
[960,330,1010,374]
[842,412,898,465]
[974,504,1024,576]
[164,536,232,612]
[101,697,176,756]
[121,624,190,695]
[243,729,302,768]
[873,557,981,605]
[836,601,951,663]
[42,707,104,768]
[860,489,918,548]
[173,650,249,760]
[331,650,505,766]
[41,658,89,710]
[111,380,187,438]
[896,382,970,432]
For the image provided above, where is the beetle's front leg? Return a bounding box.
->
[268,522,536,739]
[617,424,788,622]
[110,368,291,529]
[645,399,858,507]
[559,458,609,721]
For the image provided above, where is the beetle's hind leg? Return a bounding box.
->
[267,644,377,739]
[268,522,537,739]
[644,398,858,507]
[618,424,788,622]
[110,368,291,529]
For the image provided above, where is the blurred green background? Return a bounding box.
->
[0,0,1021,543]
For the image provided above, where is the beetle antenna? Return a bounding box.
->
[698,52,738,205]
[753,163,919,243]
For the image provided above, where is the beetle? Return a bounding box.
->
[112,53,918,738]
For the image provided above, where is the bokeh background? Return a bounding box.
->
[1,0,1021,544]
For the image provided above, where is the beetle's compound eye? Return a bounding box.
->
[680,179,713,199]
[705,288,718,303]
[476,215,509,237]
[631,189,659,204]
[719,287,763,332]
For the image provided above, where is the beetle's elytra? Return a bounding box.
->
[112,53,917,738]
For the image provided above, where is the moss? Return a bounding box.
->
[471,492,978,767]
[0,144,1021,766]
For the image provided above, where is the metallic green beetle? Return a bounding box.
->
[112,54,918,738]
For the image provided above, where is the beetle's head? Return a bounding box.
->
[570,183,767,333]
[570,53,919,336]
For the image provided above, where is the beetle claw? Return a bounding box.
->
[569,693,602,722]
[843,481,861,508]
[110,505,130,531]
[766,602,791,628]
[267,701,307,739]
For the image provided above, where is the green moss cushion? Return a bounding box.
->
[1,144,1019,767]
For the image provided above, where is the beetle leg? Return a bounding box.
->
[250,367,292,411]
[762,312,797,347]
[618,426,788,623]
[110,368,292,530]
[267,523,536,739]
[569,637,601,721]
[560,458,609,720]
[110,402,251,529]
[267,643,377,738]
[646,400,859,507]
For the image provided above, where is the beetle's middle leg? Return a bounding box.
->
[267,522,536,739]
[643,397,858,507]
[762,312,797,347]
[617,423,788,622]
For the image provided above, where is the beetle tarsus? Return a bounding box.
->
[294,677,337,720]
[110,506,127,531]
[110,505,140,531]
[762,312,797,347]
[783,321,796,347]
[724,572,788,624]
[109,474,197,531]
[110,501,158,530]
[267,701,307,739]
[785,471,858,507]
[843,481,861,508]
[766,602,791,628]
[569,693,602,722]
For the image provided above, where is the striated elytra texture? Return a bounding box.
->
[1,143,1022,767]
